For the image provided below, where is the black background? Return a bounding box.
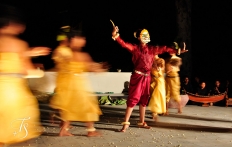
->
[1,0,232,87]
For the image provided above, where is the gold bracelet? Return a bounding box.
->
[177,48,181,55]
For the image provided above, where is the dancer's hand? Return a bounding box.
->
[28,47,51,56]
[90,63,108,72]
[112,26,119,36]
[180,42,188,53]
[100,62,110,71]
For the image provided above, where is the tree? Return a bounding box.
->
[175,0,192,78]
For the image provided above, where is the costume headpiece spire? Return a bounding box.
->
[56,10,70,41]
[57,25,70,41]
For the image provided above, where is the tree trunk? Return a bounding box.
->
[175,0,192,79]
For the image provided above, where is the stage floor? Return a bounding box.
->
[11,105,232,147]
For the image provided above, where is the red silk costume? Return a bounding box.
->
[115,36,176,107]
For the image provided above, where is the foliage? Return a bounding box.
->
[98,95,127,105]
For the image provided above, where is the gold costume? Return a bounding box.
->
[0,53,42,144]
[149,69,166,114]
[50,47,102,121]
[52,46,73,64]
[165,57,182,102]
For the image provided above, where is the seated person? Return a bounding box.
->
[122,81,129,95]
[196,82,209,96]
[180,76,193,94]
[196,81,217,106]
[210,80,226,95]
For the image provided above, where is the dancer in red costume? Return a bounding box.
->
[111,25,187,132]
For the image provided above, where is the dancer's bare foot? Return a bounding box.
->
[119,124,130,132]
[59,121,74,136]
[59,128,74,136]
[118,122,130,132]
[87,131,102,137]
[152,113,158,122]
[178,108,182,114]
[59,132,74,136]
[163,111,169,115]
[137,122,151,129]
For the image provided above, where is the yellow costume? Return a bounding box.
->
[50,47,102,121]
[52,46,73,68]
[149,68,166,114]
[0,53,42,144]
[165,57,182,102]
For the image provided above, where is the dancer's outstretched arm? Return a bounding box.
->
[25,46,51,57]
[152,42,188,55]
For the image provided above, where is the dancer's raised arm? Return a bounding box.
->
[112,26,135,52]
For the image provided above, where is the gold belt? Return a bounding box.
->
[134,70,149,76]
[166,75,178,78]
[152,75,161,78]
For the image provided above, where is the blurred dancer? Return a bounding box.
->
[148,55,166,121]
[111,26,187,132]
[0,5,50,146]
[50,28,106,137]
[165,52,182,114]
[50,25,71,126]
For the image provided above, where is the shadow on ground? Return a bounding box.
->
[39,103,232,134]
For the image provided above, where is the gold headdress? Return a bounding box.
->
[140,29,149,35]
[56,25,70,41]
[134,29,150,39]
[61,25,70,32]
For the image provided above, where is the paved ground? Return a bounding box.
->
[9,104,232,147]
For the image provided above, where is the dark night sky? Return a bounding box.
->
[1,0,232,86]
[192,0,232,85]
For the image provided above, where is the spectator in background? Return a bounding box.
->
[210,80,226,95]
[196,81,209,96]
[180,76,193,94]
[122,81,129,95]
